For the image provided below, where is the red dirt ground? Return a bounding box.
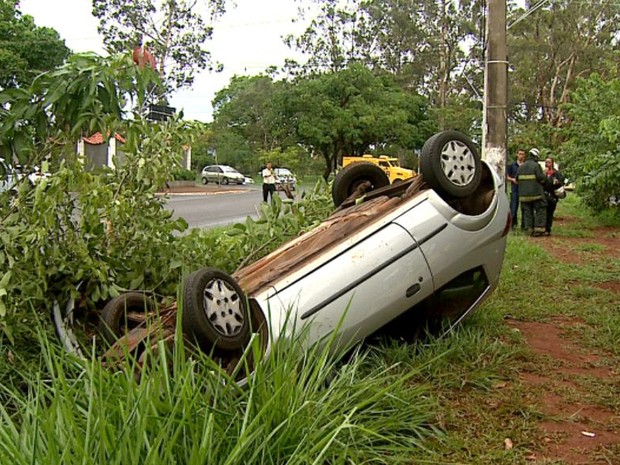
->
[507,216,620,464]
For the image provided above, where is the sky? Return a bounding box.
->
[19,0,309,122]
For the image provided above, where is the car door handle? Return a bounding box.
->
[406,283,421,297]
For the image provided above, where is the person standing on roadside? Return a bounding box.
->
[262,161,276,202]
[506,148,526,230]
[518,148,547,237]
[543,157,565,236]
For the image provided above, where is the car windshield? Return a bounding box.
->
[221,166,239,173]
[276,169,292,175]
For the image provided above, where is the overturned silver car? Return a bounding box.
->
[176,131,510,367]
[58,131,510,376]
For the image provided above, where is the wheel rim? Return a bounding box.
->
[440,140,477,187]
[202,278,245,337]
[349,178,372,196]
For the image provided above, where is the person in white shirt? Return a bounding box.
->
[262,161,276,202]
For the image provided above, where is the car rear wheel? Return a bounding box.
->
[420,131,482,198]
[182,268,250,352]
[332,162,390,206]
[99,292,155,344]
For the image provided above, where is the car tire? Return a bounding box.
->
[420,131,482,198]
[221,177,229,185]
[182,268,250,352]
[201,177,208,185]
[99,292,155,344]
[332,162,390,206]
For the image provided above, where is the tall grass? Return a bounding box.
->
[0,322,439,465]
[1,193,618,464]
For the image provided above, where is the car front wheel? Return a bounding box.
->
[420,131,482,198]
[201,177,208,185]
[182,268,250,352]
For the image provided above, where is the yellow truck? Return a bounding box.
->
[342,155,416,184]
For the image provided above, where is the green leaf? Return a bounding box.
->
[129,275,144,289]
[0,271,12,289]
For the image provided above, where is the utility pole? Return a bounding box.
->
[482,0,508,182]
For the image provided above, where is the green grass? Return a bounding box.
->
[0,194,618,464]
[0,311,440,464]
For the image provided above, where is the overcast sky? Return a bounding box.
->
[19,0,308,122]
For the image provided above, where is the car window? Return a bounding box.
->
[221,166,237,173]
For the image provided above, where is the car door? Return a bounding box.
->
[205,166,219,183]
[214,166,224,183]
[265,221,434,350]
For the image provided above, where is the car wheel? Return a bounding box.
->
[332,162,390,206]
[420,131,482,198]
[201,177,208,185]
[182,268,250,352]
[99,292,155,344]
[221,177,229,185]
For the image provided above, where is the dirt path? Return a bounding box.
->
[508,216,620,464]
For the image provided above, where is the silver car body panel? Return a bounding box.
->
[249,161,509,352]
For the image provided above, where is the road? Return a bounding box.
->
[164,186,270,229]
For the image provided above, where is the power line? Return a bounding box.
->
[508,0,553,30]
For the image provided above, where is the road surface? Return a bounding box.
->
[164,185,290,229]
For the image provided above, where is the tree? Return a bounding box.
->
[285,64,435,179]
[286,0,370,75]
[508,0,620,133]
[0,53,202,336]
[92,0,227,96]
[287,0,486,132]
[559,74,620,214]
[0,0,70,90]
[213,75,293,152]
[211,75,298,173]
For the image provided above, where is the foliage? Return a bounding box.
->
[286,64,435,179]
[210,69,434,179]
[0,45,334,344]
[0,53,159,165]
[0,320,437,464]
[0,53,204,340]
[211,75,295,171]
[558,74,620,215]
[2,193,619,463]
[0,0,70,90]
[187,124,217,171]
[285,0,619,154]
[507,0,620,131]
[287,0,486,131]
[256,146,322,177]
[172,168,197,181]
[91,0,227,95]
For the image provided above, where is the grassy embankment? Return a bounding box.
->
[0,195,618,464]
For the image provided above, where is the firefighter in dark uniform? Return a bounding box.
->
[517,148,548,236]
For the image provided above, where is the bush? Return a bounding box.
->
[172,168,197,181]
